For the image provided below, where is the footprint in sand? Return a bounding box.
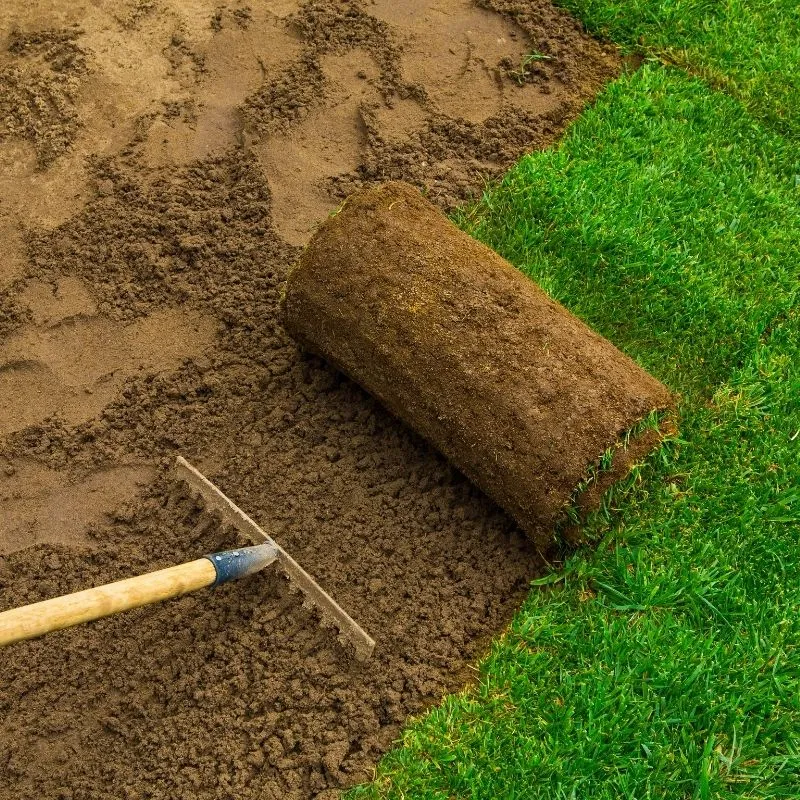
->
[0,3,184,230]
[253,46,440,247]
[141,4,302,167]
[0,460,154,554]
[0,0,302,233]
[253,0,561,247]
[0,275,216,553]
[0,277,217,437]
[254,48,386,246]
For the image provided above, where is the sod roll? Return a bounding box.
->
[282,182,673,549]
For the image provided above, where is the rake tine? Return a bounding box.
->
[175,456,375,660]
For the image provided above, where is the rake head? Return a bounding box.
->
[175,456,375,660]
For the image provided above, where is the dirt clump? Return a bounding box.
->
[0,27,88,168]
[0,0,624,797]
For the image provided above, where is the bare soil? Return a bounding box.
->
[0,1,619,797]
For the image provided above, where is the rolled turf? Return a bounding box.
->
[282,182,673,549]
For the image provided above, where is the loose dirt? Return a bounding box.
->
[0,1,619,797]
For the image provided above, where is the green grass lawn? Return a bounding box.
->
[346,3,800,798]
[557,0,800,140]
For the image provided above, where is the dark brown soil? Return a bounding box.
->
[0,1,623,797]
[0,28,88,169]
[284,182,673,550]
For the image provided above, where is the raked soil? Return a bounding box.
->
[0,1,619,797]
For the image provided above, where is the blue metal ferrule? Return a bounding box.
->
[205,543,279,586]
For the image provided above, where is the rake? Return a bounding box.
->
[0,456,375,660]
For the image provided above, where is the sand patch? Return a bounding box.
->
[255,48,380,244]
[0,461,154,554]
[0,299,216,435]
[371,0,543,122]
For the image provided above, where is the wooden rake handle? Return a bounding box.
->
[0,543,277,648]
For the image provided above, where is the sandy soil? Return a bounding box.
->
[0,1,619,797]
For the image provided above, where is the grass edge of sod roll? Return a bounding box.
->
[346,61,800,800]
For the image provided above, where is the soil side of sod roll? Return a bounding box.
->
[283,182,674,549]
